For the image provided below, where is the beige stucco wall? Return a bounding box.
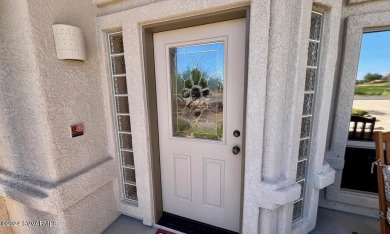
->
[0,0,119,233]
[27,0,110,183]
[0,0,56,183]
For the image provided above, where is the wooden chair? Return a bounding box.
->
[350,115,376,141]
[375,131,390,234]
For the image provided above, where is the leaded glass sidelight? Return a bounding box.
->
[169,42,224,141]
[293,11,323,222]
[108,32,138,203]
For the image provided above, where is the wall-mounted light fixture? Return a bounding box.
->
[52,24,86,61]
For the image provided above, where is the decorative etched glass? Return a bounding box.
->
[310,13,322,40]
[114,76,127,94]
[124,184,138,200]
[169,42,224,140]
[307,42,319,67]
[122,151,134,167]
[109,34,124,54]
[112,56,126,74]
[303,94,314,115]
[298,139,309,161]
[305,68,316,91]
[117,115,131,132]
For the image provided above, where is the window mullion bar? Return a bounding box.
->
[113,74,126,77]
[111,53,125,57]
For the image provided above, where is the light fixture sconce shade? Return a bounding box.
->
[52,24,86,61]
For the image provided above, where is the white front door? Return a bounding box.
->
[154,18,246,232]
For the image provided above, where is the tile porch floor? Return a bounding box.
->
[103,208,380,234]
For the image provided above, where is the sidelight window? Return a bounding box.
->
[293,11,324,222]
[108,32,138,202]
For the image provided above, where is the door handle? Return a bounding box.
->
[232,146,240,155]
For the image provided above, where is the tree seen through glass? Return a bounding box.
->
[349,31,390,141]
[170,42,224,140]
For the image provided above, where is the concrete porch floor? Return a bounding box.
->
[103,208,380,234]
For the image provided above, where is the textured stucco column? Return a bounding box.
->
[257,1,301,233]
[0,0,57,184]
[242,0,303,233]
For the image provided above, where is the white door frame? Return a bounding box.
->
[141,8,250,228]
[153,19,246,232]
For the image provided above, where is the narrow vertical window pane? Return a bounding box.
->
[109,32,137,202]
[298,139,309,161]
[112,56,126,74]
[124,184,138,201]
[300,117,311,138]
[120,133,133,150]
[302,94,314,115]
[116,97,129,113]
[305,68,316,91]
[109,34,124,54]
[310,13,322,40]
[293,200,304,221]
[293,11,323,222]
[307,42,319,66]
[122,151,134,167]
[296,160,307,181]
[117,115,131,132]
[114,76,128,94]
[123,168,136,183]
[298,180,305,199]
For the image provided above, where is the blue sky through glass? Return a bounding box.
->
[176,42,224,78]
[357,31,390,80]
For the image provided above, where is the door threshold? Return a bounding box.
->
[156,212,238,234]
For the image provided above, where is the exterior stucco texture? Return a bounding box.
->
[1,0,118,233]
[2,0,386,233]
